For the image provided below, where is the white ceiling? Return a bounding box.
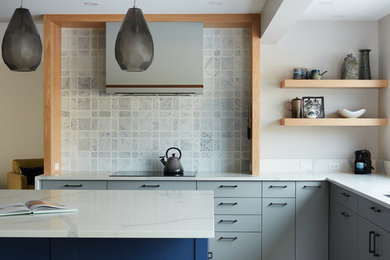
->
[302,0,390,21]
[0,0,266,22]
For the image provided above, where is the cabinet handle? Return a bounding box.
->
[341,192,350,198]
[341,212,350,218]
[370,206,382,213]
[218,237,237,241]
[218,185,238,188]
[269,185,287,189]
[369,231,375,254]
[218,219,238,223]
[268,203,287,207]
[218,202,238,206]
[303,185,321,189]
[63,184,83,188]
[141,185,160,188]
[373,233,380,257]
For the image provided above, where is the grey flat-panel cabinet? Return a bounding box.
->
[358,216,390,260]
[330,202,358,260]
[296,182,328,260]
[262,198,296,260]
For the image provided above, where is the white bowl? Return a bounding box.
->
[338,109,366,118]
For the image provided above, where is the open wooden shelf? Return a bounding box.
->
[280,118,388,127]
[280,79,388,89]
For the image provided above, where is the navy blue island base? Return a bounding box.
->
[0,238,208,260]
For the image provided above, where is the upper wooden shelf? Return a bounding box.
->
[280,118,388,127]
[280,79,388,89]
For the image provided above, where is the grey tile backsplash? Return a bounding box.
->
[61,28,251,172]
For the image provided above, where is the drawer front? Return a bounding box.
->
[197,181,261,197]
[214,198,261,215]
[359,196,390,232]
[209,232,261,260]
[42,180,107,190]
[215,215,261,232]
[331,184,358,212]
[107,181,196,190]
[262,181,295,197]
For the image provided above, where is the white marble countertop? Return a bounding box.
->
[0,190,214,238]
[36,171,390,209]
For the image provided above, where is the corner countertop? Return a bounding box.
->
[0,190,214,238]
[36,171,390,209]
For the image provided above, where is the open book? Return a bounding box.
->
[0,200,78,216]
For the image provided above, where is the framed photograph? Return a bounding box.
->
[302,96,325,118]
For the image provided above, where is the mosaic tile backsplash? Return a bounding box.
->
[61,28,251,172]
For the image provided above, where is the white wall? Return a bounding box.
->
[379,14,390,161]
[260,21,379,159]
[0,23,43,188]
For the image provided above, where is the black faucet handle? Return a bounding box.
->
[159,156,165,159]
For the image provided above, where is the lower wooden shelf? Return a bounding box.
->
[280,118,388,126]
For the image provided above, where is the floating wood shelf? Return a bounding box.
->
[280,79,388,89]
[280,118,388,127]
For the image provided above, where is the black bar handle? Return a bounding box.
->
[218,219,238,223]
[63,184,83,188]
[141,185,160,188]
[303,185,321,189]
[370,206,382,213]
[218,237,237,241]
[269,185,288,189]
[219,185,238,188]
[342,192,350,198]
[268,203,287,207]
[218,202,238,206]
[374,233,380,257]
[341,212,350,218]
[369,231,375,254]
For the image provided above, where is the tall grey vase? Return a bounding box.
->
[359,49,371,79]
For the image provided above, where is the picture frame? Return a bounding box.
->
[302,96,325,118]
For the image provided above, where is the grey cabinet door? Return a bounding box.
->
[262,198,295,260]
[330,202,358,260]
[296,182,328,260]
[358,216,390,260]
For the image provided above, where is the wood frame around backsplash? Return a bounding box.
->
[43,14,260,176]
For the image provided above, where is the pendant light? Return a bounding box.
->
[1,0,42,72]
[115,0,154,72]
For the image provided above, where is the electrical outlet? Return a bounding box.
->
[300,161,312,171]
[55,163,60,171]
[328,162,340,170]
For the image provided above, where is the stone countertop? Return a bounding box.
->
[36,171,390,209]
[0,190,214,238]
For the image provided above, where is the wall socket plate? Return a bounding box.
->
[55,163,60,171]
[300,160,313,171]
[328,162,340,170]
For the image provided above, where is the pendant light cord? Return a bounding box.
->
[21,0,24,8]
[133,0,136,8]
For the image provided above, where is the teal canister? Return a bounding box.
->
[341,54,358,79]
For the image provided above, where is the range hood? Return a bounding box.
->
[106,22,203,95]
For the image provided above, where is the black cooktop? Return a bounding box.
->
[109,171,197,177]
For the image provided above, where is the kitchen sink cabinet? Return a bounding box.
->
[296,182,328,260]
[358,216,390,260]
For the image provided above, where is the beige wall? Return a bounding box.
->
[0,23,43,188]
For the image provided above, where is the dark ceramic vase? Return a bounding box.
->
[359,49,371,79]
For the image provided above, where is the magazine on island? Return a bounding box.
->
[0,200,78,216]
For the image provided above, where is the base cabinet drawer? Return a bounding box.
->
[262,182,295,198]
[358,196,390,233]
[209,232,261,260]
[358,216,390,260]
[42,180,107,190]
[107,181,196,190]
[214,215,261,232]
[214,198,261,215]
[331,184,358,212]
[197,181,261,197]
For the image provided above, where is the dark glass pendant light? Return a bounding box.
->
[1,0,42,72]
[115,0,154,72]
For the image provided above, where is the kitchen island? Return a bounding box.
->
[0,189,214,260]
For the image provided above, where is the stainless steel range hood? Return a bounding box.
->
[106,22,203,95]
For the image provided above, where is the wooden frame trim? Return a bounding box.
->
[43,14,261,175]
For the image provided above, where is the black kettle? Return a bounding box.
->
[160,147,184,176]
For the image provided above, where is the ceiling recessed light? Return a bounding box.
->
[209,1,223,6]
[84,2,99,6]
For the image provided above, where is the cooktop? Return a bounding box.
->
[109,171,197,177]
